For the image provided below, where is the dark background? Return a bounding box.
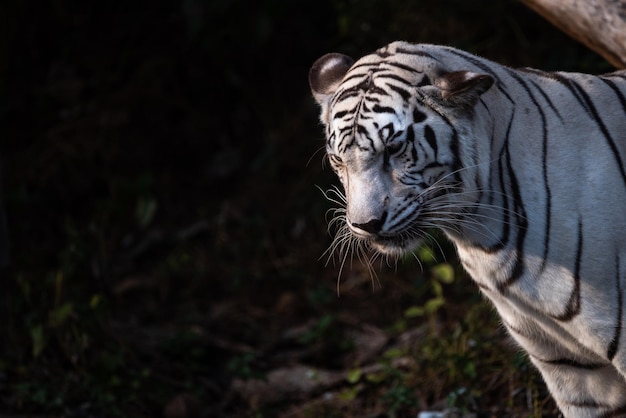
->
[0,1,610,417]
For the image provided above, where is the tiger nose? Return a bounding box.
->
[352,212,387,234]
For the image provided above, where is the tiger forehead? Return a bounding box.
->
[325,58,433,153]
[329,63,430,122]
[328,82,426,130]
[333,64,430,103]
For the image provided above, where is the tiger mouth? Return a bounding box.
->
[367,234,420,255]
[346,217,424,255]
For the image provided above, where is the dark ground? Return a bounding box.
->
[0,1,612,417]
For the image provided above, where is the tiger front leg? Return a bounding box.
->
[529,359,626,417]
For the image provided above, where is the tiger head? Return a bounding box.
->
[309,42,493,256]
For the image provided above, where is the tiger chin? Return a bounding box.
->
[309,41,626,417]
[351,226,419,258]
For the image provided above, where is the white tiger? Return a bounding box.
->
[309,41,626,417]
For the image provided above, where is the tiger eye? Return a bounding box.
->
[386,142,403,155]
[328,154,343,165]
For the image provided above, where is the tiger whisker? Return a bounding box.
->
[307,145,328,168]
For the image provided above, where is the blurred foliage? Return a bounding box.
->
[0,0,609,416]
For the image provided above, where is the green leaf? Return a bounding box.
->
[418,245,437,264]
[135,197,158,228]
[90,294,101,309]
[464,361,477,379]
[338,386,359,401]
[432,263,455,284]
[389,319,407,334]
[50,302,74,327]
[346,368,362,384]
[404,305,424,318]
[383,348,403,359]
[365,372,386,384]
[31,325,45,358]
[431,280,443,297]
[425,297,445,314]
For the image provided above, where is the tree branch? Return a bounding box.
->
[521,0,626,69]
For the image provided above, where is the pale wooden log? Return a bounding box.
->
[521,0,626,69]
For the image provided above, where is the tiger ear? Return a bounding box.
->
[309,53,354,106]
[435,71,494,104]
